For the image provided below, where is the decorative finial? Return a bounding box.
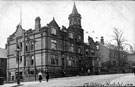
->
[53,17,55,20]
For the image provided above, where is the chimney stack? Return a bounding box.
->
[100,36,104,45]
[35,17,41,30]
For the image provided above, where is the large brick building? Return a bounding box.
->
[6,3,99,81]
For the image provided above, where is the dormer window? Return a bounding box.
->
[51,27,56,35]
[69,32,73,39]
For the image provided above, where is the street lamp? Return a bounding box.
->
[15,48,21,85]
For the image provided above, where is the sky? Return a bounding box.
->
[0,1,134,51]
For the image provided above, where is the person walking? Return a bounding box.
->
[134,68,135,75]
[87,69,90,75]
[45,70,49,82]
[38,71,42,83]
[62,70,66,77]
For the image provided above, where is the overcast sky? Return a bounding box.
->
[0,1,134,50]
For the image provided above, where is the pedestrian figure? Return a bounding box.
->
[134,68,135,75]
[87,69,90,75]
[98,69,100,75]
[38,71,42,83]
[45,70,49,82]
[62,70,66,77]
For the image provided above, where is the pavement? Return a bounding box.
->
[1,73,135,87]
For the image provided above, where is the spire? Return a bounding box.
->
[68,2,81,27]
[19,6,22,26]
[71,2,79,15]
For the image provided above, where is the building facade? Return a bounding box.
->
[6,3,99,81]
[0,48,7,80]
[96,37,128,73]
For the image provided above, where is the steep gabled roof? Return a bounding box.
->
[49,17,59,28]
[9,24,25,39]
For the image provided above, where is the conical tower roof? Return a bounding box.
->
[71,2,79,15]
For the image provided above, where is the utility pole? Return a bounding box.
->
[15,46,21,85]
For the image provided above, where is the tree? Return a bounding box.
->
[112,28,126,50]
[112,28,127,66]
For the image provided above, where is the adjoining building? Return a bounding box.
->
[6,3,99,81]
[0,48,7,80]
[127,53,135,66]
[97,37,128,73]
[96,37,110,73]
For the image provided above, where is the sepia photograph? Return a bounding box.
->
[0,0,135,87]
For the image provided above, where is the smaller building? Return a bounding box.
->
[96,37,128,73]
[0,48,7,80]
[96,38,110,74]
[127,53,135,66]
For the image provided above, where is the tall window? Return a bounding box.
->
[31,55,34,65]
[17,42,22,49]
[69,32,73,39]
[51,40,57,50]
[25,43,28,51]
[86,49,89,56]
[67,57,75,66]
[51,27,56,35]
[68,59,72,66]
[31,41,34,50]
[16,51,19,62]
[69,43,74,52]
[78,35,81,40]
[78,47,81,53]
[20,56,22,62]
[50,55,58,65]
[51,56,55,64]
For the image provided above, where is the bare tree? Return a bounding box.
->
[112,28,126,50]
[112,28,127,66]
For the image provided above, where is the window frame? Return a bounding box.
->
[51,27,57,35]
[50,55,58,65]
[51,39,57,50]
[69,43,74,52]
[69,32,73,39]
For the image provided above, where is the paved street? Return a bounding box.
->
[2,73,135,87]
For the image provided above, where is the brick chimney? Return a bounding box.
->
[35,17,41,30]
[100,36,104,45]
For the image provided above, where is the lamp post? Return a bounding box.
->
[15,48,21,85]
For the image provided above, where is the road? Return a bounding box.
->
[2,73,135,87]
